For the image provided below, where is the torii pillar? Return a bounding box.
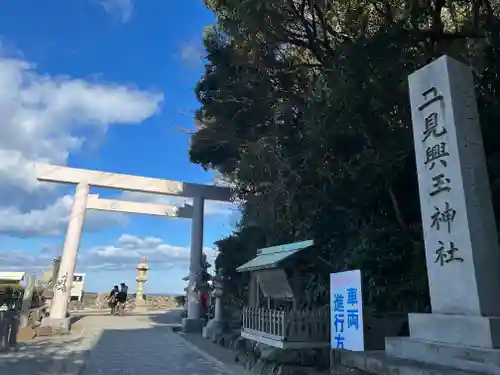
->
[41,182,89,331]
[182,196,205,332]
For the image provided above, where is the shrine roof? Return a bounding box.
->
[236,240,314,273]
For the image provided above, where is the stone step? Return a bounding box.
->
[339,350,487,375]
[386,337,500,375]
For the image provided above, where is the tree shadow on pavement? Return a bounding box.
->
[78,310,230,375]
[147,308,183,327]
[0,334,89,375]
[0,309,232,375]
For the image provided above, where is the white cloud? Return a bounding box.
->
[1,234,217,274]
[0,194,127,237]
[0,54,162,237]
[82,233,218,272]
[119,191,238,217]
[179,40,203,68]
[100,0,134,24]
[0,250,54,274]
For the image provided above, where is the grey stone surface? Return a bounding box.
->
[0,310,232,375]
[182,317,205,333]
[386,336,500,374]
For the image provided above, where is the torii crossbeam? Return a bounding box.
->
[86,194,194,218]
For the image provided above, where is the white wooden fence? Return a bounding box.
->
[242,307,329,342]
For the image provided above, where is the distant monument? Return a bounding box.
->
[39,256,61,312]
[134,256,149,312]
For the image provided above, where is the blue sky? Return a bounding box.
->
[0,0,239,294]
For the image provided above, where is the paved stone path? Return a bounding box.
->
[0,310,232,375]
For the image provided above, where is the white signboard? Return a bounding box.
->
[330,269,364,351]
[70,273,85,301]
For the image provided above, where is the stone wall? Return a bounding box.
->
[69,292,182,310]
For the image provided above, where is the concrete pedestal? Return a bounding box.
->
[134,299,148,313]
[41,316,70,334]
[202,319,229,341]
[181,317,205,333]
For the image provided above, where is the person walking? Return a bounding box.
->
[107,285,119,315]
[116,283,128,316]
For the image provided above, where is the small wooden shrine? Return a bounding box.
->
[237,240,329,349]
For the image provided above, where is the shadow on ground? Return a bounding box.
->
[0,309,233,375]
[148,308,183,326]
[0,334,87,375]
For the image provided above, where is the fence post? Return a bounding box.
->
[282,310,287,340]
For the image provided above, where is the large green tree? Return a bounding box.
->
[190,0,500,312]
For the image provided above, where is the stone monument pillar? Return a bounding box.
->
[42,256,61,312]
[43,182,89,332]
[202,270,229,340]
[385,55,500,374]
[134,255,149,312]
[182,196,205,333]
[51,256,61,288]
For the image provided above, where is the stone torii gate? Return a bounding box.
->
[35,163,232,332]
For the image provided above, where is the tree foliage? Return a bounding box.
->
[191,0,500,312]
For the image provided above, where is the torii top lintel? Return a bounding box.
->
[34,163,233,202]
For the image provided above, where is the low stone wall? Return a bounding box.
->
[221,311,408,375]
[231,337,331,375]
[69,292,182,310]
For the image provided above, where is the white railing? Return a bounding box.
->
[242,307,329,342]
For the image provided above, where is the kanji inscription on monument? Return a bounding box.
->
[409,55,500,317]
